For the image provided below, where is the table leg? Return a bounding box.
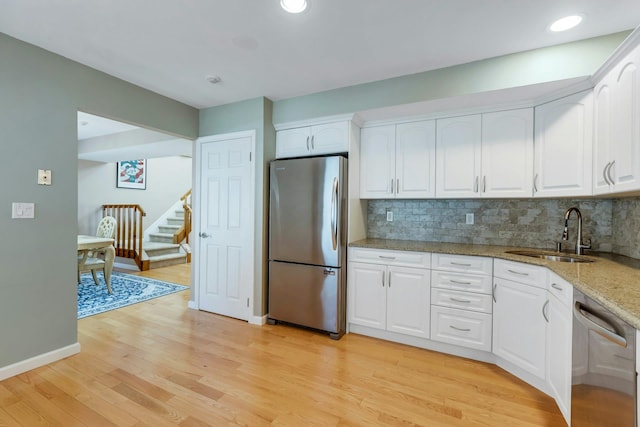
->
[104,245,115,294]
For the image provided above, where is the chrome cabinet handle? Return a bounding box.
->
[533,173,538,193]
[493,283,497,302]
[311,135,315,150]
[482,176,486,193]
[391,179,394,194]
[378,255,396,260]
[542,300,549,322]
[602,162,611,185]
[474,176,479,193]
[396,178,400,194]
[574,301,627,348]
[381,271,385,287]
[450,279,472,285]
[450,325,471,332]
[306,136,310,151]
[507,269,529,276]
[450,297,471,303]
[198,232,210,238]
[450,262,472,267]
[551,283,563,291]
[607,160,615,185]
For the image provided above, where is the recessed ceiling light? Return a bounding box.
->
[549,15,583,32]
[281,0,308,14]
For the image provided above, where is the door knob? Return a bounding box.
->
[199,232,210,238]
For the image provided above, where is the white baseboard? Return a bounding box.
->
[187,300,198,310]
[249,314,267,325]
[0,343,81,381]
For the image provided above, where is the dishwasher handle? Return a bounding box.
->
[574,301,627,348]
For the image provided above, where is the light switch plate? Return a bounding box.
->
[38,169,52,185]
[12,202,35,219]
[466,213,474,225]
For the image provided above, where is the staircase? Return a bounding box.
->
[143,208,191,269]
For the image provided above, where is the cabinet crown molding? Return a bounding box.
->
[591,26,640,85]
[274,113,363,131]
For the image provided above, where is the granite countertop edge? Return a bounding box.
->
[349,238,640,330]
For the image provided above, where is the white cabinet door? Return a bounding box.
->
[347,262,387,330]
[311,121,349,155]
[276,127,312,158]
[386,266,430,338]
[547,291,572,425]
[436,115,482,198]
[395,121,436,198]
[360,125,395,198]
[481,108,533,198]
[493,277,547,380]
[594,46,640,195]
[535,91,593,197]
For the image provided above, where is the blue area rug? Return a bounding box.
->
[78,271,188,319]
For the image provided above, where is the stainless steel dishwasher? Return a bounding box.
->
[572,288,636,426]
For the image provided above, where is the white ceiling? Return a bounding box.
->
[2,1,640,110]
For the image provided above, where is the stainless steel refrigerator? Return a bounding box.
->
[268,155,347,339]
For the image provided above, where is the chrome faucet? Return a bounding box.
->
[562,207,591,255]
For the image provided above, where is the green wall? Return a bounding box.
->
[199,97,276,316]
[272,31,630,123]
[0,32,198,369]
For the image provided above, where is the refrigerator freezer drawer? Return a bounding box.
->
[268,261,345,335]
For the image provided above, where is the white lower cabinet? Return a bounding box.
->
[348,248,431,339]
[493,260,548,381]
[547,272,573,426]
[430,254,493,351]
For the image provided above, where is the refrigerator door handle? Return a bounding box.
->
[331,177,338,251]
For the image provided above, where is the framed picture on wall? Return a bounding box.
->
[116,159,147,189]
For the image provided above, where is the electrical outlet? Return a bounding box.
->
[38,169,52,185]
[466,213,474,225]
[386,211,393,222]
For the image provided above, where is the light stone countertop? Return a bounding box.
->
[349,238,640,329]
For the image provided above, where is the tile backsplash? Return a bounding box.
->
[367,198,615,253]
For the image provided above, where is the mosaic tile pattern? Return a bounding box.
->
[367,198,614,252]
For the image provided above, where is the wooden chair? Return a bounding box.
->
[78,216,117,290]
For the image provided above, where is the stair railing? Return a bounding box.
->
[180,189,192,245]
[102,204,148,270]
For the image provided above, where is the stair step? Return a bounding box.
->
[145,242,182,257]
[148,252,187,269]
[166,217,184,226]
[159,224,180,233]
[149,232,174,244]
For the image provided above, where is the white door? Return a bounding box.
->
[436,115,482,198]
[359,125,396,198]
[347,262,387,330]
[386,266,430,338]
[197,133,254,321]
[395,121,436,198]
[481,108,533,198]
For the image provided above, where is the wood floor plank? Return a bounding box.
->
[0,264,567,426]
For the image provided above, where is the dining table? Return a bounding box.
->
[77,235,115,293]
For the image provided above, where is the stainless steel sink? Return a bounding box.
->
[505,250,595,263]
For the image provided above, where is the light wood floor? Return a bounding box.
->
[0,263,566,426]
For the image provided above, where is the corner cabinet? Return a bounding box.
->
[493,259,548,382]
[534,90,593,197]
[276,121,350,159]
[347,248,431,338]
[359,120,436,199]
[593,43,640,195]
[436,109,533,198]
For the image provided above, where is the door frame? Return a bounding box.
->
[189,130,256,322]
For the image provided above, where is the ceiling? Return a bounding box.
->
[2,1,640,111]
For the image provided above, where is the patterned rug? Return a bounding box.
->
[78,271,188,319]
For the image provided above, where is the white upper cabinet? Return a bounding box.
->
[436,109,533,198]
[360,120,436,199]
[482,109,534,198]
[436,114,482,198]
[593,44,640,195]
[276,121,350,158]
[534,91,593,197]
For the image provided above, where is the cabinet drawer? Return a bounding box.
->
[548,271,573,307]
[494,259,547,288]
[430,306,492,352]
[348,247,430,268]
[430,270,493,294]
[432,253,492,275]
[431,288,493,313]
